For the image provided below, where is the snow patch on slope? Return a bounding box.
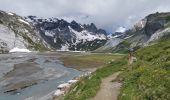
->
[59,44,69,51]
[7,12,14,16]
[9,47,31,53]
[18,19,30,25]
[44,31,55,37]
[68,26,106,44]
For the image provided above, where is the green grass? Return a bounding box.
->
[119,39,170,100]
[64,57,127,100]
[61,53,124,69]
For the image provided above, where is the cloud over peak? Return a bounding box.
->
[0,0,170,33]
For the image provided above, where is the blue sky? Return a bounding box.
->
[0,0,170,33]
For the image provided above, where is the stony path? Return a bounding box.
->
[92,72,121,100]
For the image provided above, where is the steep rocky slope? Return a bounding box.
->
[26,16,107,51]
[97,12,170,53]
[124,12,170,47]
[0,11,49,53]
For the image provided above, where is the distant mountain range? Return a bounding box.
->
[0,10,170,53]
[0,10,108,53]
[26,16,107,51]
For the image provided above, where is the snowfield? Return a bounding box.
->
[9,47,31,53]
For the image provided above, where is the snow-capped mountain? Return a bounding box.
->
[0,10,108,53]
[26,16,107,51]
[3,10,170,53]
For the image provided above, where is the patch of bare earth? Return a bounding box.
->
[92,72,121,100]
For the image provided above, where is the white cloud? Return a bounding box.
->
[0,0,170,33]
[115,27,126,33]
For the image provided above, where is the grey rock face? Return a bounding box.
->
[95,38,123,52]
[97,12,170,53]
[122,12,170,48]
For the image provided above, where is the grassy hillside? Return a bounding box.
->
[119,39,170,100]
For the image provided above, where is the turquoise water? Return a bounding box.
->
[0,53,81,100]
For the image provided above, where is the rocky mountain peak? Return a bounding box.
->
[83,23,98,33]
[70,20,83,32]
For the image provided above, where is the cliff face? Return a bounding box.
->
[125,12,170,47]
[96,12,170,53]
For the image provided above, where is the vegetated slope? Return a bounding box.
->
[26,16,107,51]
[119,38,170,100]
[0,10,49,53]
